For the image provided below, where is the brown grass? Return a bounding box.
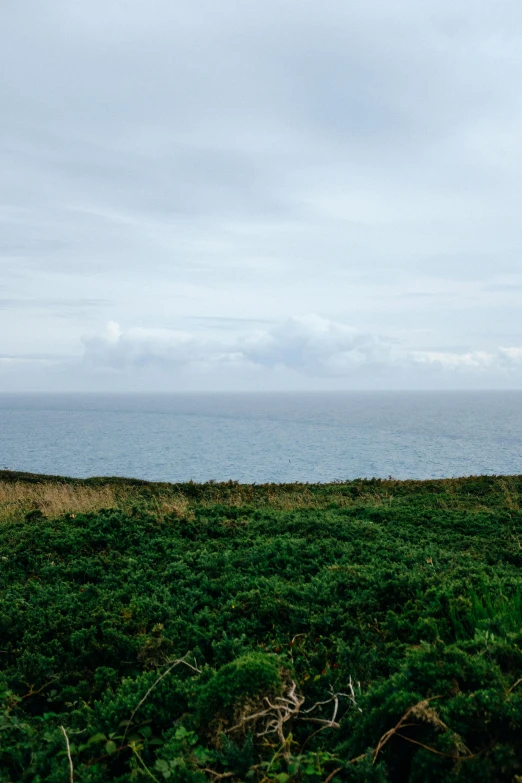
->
[149,495,193,518]
[0,481,117,524]
[0,480,390,524]
[152,485,394,512]
[1,473,520,524]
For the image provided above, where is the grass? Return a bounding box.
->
[1,470,520,524]
[0,481,118,522]
[1,470,522,782]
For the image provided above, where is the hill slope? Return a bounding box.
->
[1,472,522,782]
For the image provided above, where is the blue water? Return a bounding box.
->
[0,392,520,483]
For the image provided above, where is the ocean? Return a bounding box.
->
[0,391,521,483]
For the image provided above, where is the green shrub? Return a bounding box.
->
[1,473,522,781]
[196,652,283,731]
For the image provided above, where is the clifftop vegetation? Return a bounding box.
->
[1,471,522,782]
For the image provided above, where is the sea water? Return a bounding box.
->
[0,391,520,483]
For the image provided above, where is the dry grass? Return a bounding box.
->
[0,480,198,525]
[498,478,521,511]
[0,479,392,524]
[164,486,395,511]
[149,495,193,518]
[1,473,520,524]
[258,489,394,510]
[0,481,117,524]
[434,476,522,513]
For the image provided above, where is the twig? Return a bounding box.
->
[22,677,58,700]
[300,725,332,753]
[228,678,357,762]
[345,676,363,712]
[349,752,369,765]
[358,696,475,766]
[201,770,234,779]
[323,767,342,783]
[300,690,344,728]
[507,677,522,695]
[123,655,201,744]
[265,741,288,774]
[290,633,307,646]
[372,697,442,763]
[395,733,476,760]
[133,747,162,782]
[300,717,340,727]
[228,680,305,745]
[60,726,74,783]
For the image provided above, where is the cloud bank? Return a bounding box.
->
[1,314,521,392]
[82,316,393,376]
[78,317,522,383]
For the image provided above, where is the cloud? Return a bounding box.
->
[1,1,522,390]
[1,316,521,392]
[0,356,58,366]
[0,352,73,361]
[499,347,522,364]
[0,298,107,311]
[242,315,393,375]
[409,350,496,370]
[82,321,216,369]
[410,347,522,371]
[82,316,394,376]
[81,318,522,382]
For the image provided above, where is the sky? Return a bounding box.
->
[1,0,522,391]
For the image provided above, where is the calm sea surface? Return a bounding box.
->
[0,392,521,483]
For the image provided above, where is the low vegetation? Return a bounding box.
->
[1,470,522,782]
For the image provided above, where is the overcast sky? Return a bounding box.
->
[1,0,522,391]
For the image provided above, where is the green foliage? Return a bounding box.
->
[449,586,522,640]
[196,652,283,730]
[0,472,522,780]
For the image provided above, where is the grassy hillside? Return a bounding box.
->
[1,472,522,782]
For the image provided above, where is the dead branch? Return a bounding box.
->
[345,675,363,713]
[373,698,442,762]
[227,678,358,756]
[60,725,74,783]
[123,655,201,744]
[228,680,304,746]
[366,696,474,765]
[302,717,340,727]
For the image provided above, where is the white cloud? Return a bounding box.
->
[409,346,522,373]
[409,350,495,369]
[242,315,393,375]
[1,317,521,391]
[81,316,395,376]
[80,318,522,384]
[499,346,522,364]
[82,321,226,369]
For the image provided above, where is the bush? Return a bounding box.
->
[1,473,522,780]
